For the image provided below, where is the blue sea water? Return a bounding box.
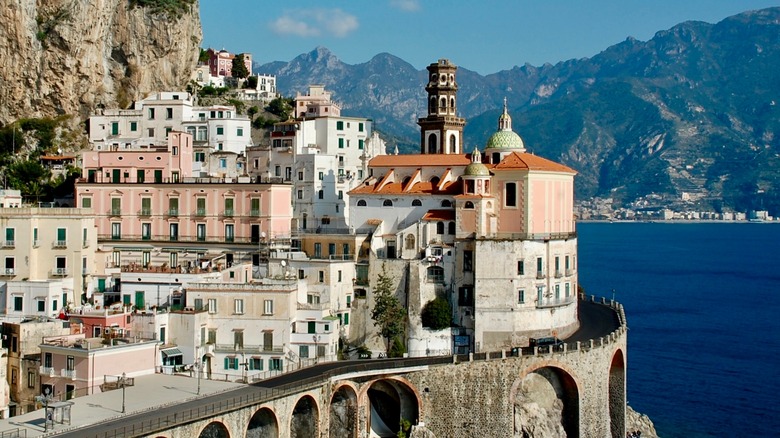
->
[577,222,780,438]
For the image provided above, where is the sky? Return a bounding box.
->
[200,0,779,75]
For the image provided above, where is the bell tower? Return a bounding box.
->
[417,59,466,155]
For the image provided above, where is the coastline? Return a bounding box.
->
[576,219,778,224]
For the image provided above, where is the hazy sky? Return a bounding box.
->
[200,0,778,75]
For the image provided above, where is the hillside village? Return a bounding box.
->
[0,53,582,423]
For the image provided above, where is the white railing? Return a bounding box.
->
[39,366,55,376]
[2,240,14,248]
[61,369,77,379]
[53,240,67,248]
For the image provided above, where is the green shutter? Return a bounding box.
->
[57,228,66,241]
[338,138,344,148]
[5,228,13,241]
[344,313,349,325]
[224,357,230,369]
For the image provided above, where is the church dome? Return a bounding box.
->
[464,162,490,176]
[485,98,526,151]
[486,130,524,150]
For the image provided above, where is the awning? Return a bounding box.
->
[161,348,183,358]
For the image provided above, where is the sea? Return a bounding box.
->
[577,222,780,438]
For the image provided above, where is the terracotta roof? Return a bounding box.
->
[40,155,76,160]
[350,179,461,196]
[369,154,471,167]
[422,210,455,221]
[493,152,577,174]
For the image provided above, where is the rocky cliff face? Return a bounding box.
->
[0,0,201,125]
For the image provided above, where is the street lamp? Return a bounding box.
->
[120,372,127,413]
[35,387,54,432]
[196,348,201,395]
[312,335,321,364]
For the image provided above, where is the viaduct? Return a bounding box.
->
[53,297,626,438]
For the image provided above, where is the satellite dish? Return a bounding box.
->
[280,260,287,267]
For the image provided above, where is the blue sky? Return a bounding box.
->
[200,0,778,75]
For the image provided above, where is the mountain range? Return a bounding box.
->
[255,7,780,214]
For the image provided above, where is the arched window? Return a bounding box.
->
[412,199,422,206]
[429,96,436,114]
[440,97,447,111]
[430,176,440,186]
[427,266,444,282]
[449,134,457,153]
[383,199,393,207]
[427,133,437,154]
[464,201,474,209]
[357,200,367,207]
[448,221,456,235]
[436,221,444,234]
[441,200,452,208]
[492,152,501,164]
[405,234,415,250]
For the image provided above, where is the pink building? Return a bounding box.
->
[206,48,252,78]
[38,333,158,400]
[75,132,292,281]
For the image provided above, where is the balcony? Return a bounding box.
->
[250,209,261,217]
[138,208,152,217]
[194,208,207,217]
[82,239,90,248]
[109,208,122,217]
[52,267,68,276]
[2,240,14,248]
[167,209,179,217]
[39,366,55,376]
[111,234,121,241]
[61,369,77,379]
[33,240,39,248]
[214,344,284,354]
[536,295,576,309]
[554,270,563,279]
[565,269,574,276]
[53,240,67,248]
[1,268,15,276]
[536,272,545,279]
[225,236,235,243]
[222,209,234,218]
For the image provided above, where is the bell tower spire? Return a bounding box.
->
[417,59,466,155]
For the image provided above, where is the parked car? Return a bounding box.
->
[529,337,564,353]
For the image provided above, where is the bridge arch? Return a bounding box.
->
[198,421,230,438]
[609,348,627,438]
[290,394,320,438]
[362,377,421,438]
[511,363,580,437]
[330,383,359,438]
[246,406,279,438]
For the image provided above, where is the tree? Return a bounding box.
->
[231,53,249,79]
[243,75,258,89]
[371,263,406,355]
[266,97,293,119]
[247,106,259,120]
[421,297,451,330]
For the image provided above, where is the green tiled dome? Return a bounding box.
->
[486,130,524,150]
[464,162,490,176]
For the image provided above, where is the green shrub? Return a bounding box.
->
[421,297,451,330]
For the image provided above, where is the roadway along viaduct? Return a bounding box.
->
[52,296,627,438]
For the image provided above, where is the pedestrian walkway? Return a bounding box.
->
[0,374,244,437]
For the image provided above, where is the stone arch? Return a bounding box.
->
[363,377,421,438]
[609,348,626,438]
[330,384,359,438]
[427,133,437,154]
[511,364,580,437]
[198,421,230,438]
[246,406,279,438]
[290,394,319,438]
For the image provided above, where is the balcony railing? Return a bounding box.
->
[565,269,574,276]
[250,209,261,217]
[97,234,259,244]
[39,366,55,376]
[1,268,15,276]
[138,208,152,217]
[555,270,563,278]
[213,344,284,354]
[194,208,207,217]
[33,240,39,248]
[52,267,68,276]
[53,240,67,248]
[82,239,90,248]
[110,208,122,216]
[61,369,77,379]
[222,209,234,218]
[536,272,545,279]
[536,295,576,309]
[167,209,179,217]
[2,240,14,248]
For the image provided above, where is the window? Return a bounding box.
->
[234,330,244,348]
[5,257,15,275]
[166,108,173,119]
[358,122,364,132]
[441,200,452,208]
[338,190,343,200]
[463,250,473,272]
[37,300,45,312]
[55,256,67,275]
[66,355,75,371]
[458,286,474,306]
[224,198,234,216]
[111,223,121,240]
[297,190,303,200]
[314,243,322,258]
[565,256,570,272]
[263,300,274,315]
[234,299,244,314]
[249,357,262,370]
[518,290,525,304]
[225,224,234,242]
[505,182,517,207]
[237,127,244,136]
[436,221,444,234]
[4,228,13,247]
[169,223,179,241]
[318,171,324,180]
[448,222,456,235]
[216,126,224,135]
[197,224,206,242]
[269,358,282,371]
[142,223,151,240]
[427,266,444,283]
[342,243,350,255]
[318,190,324,200]
[81,197,91,208]
[358,139,364,149]
[464,201,474,209]
[318,271,324,283]
[56,228,67,246]
[148,108,155,119]
[357,200,367,207]
[208,298,217,313]
[336,121,344,130]
[328,243,336,256]
[168,197,179,216]
[411,199,422,207]
[536,257,543,276]
[338,138,344,148]
[130,121,137,132]
[565,283,571,297]
[219,158,227,169]
[383,199,393,207]
[27,371,35,388]
[224,357,239,370]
